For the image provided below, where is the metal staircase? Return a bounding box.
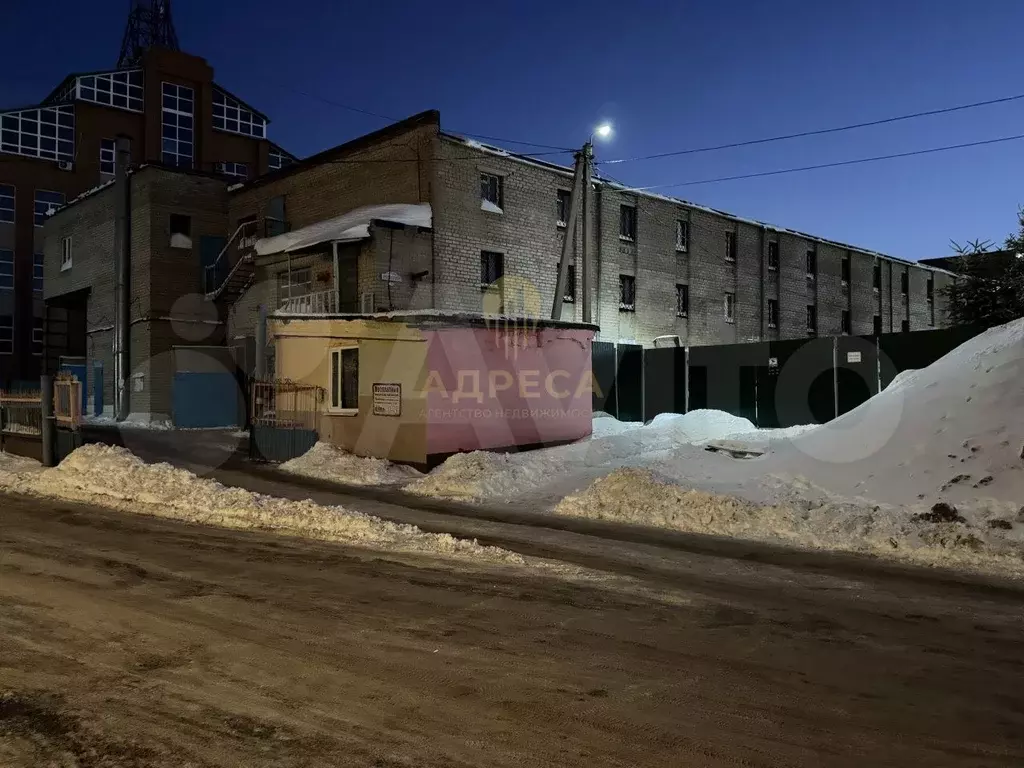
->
[204,220,259,302]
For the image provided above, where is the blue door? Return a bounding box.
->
[172,372,240,428]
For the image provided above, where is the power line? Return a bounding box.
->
[601,92,1024,165]
[604,132,1024,191]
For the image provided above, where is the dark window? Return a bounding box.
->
[724,292,735,323]
[277,268,313,303]
[725,231,736,261]
[767,298,778,328]
[806,304,817,334]
[266,196,287,236]
[901,319,909,333]
[619,274,635,311]
[161,82,194,168]
[676,284,689,317]
[873,263,881,290]
[563,264,575,302]
[480,173,502,208]
[330,347,359,410]
[100,138,116,176]
[873,315,882,335]
[556,189,571,226]
[33,253,43,294]
[34,189,65,226]
[806,248,817,279]
[842,310,851,334]
[927,276,934,302]
[32,317,43,356]
[480,251,504,286]
[170,214,191,237]
[841,254,851,284]
[767,240,779,270]
[900,270,909,295]
[676,220,689,251]
[0,314,12,354]
[619,205,636,240]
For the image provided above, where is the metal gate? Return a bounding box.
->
[249,379,321,462]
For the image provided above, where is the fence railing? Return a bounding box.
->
[54,375,83,429]
[277,289,338,316]
[0,389,43,436]
[251,378,323,431]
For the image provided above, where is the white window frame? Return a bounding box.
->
[61,236,72,271]
[0,249,12,291]
[277,267,313,304]
[0,105,75,162]
[100,138,116,176]
[480,172,503,213]
[0,184,13,224]
[268,146,294,171]
[212,88,267,139]
[161,82,195,169]
[0,314,12,355]
[33,253,43,294]
[217,161,249,180]
[34,189,65,227]
[76,70,144,113]
[724,292,735,323]
[675,219,689,252]
[32,317,43,357]
[328,345,360,414]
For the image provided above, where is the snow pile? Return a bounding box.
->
[280,442,422,486]
[645,410,756,444]
[556,469,1024,577]
[256,203,432,255]
[407,450,569,502]
[590,414,642,438]
[0,445,522,565]
[0,451,41,480]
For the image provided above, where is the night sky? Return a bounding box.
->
[3,0,1022,259]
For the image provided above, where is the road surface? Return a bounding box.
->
[2,490,1024,767]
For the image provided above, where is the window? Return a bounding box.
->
[767,298,778,328]
[723,292,735,323]
[806,305,818,334]
[563,264,575,302]
[873,315,882,335]
[0,250,12,290]
[0,104,75,162]
[556,189,571,227]
[276,268,313,303]
[329,347,359,411]
[61,236,72,271]
[927,276,935,303]
[0,184,13,223]
[217,162,248,180]
[619,205,636,241]
[901,319,909,333]
[170,214,191,249]
[725,231,736,262]
[900,270,909,296]
[873,263,881,291]
[480,251,504,287]
[212,88,267,139]
[33,253,43,294]
[268,145,294,171]
[73,70,144,113]
[841,254,851,285]
[806,248,817,279]
[675,284,689,318]
[0,315,11,354]
[161,82,194,168]
[266,196,288,236]
[32,317,43,356]
[480,173,503,212]
[842,310,852,335]
[619,274,635,311]
[767,240,779,271]
[100,138,116,176]
[676,219,689,252]
[34,190,65,226]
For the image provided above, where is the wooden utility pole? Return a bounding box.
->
[551,149,586,321]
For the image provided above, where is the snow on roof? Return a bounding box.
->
[440,133,955,275]
[255,203,433,256]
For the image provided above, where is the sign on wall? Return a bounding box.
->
[847,351,862,364]
[372,383,402,416]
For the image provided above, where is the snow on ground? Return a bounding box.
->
[280,442,422,486]
[0,444,522,566]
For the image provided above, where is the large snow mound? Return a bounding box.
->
[0,445,521,565]
[556,469,1024,578]
[646,409,756,443]
[407,450,569,502]
[280,442,422,486]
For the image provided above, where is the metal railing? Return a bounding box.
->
[203,219,260,298]
[277,289,339,316]
[251,378,323,431]
[0,389,43,435]
[53,374,82,429]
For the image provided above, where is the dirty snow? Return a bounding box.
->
[280,442,422,486]
[0,444,521,566]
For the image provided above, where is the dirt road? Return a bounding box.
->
[3,492,1024,767]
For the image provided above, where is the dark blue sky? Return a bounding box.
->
[4,0,1022,259]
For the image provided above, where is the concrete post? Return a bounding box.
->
[41,375,55,467]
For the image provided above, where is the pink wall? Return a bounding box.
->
[425,326,594,455]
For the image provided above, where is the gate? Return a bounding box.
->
[172,347,241,429]
[249,379,321,462]
[58,356,87,416]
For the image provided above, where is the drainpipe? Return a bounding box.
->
[113,136,131,421]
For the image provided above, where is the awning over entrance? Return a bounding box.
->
[254,203,432,256]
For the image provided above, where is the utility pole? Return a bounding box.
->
[581,141,594,324]
[551,149,585,321]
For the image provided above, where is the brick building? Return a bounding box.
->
[223,110,954,354]
[0,9,292,386]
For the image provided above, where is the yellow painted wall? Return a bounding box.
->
[269,317,429,464]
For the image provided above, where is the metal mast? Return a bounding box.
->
[117,0,180,68]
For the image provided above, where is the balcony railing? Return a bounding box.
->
[277,290,338,315]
